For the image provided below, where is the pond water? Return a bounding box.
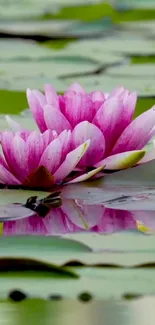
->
[1,0,155,323]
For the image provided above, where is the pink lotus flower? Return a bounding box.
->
[0,129,101,187]
[25,83,155,172]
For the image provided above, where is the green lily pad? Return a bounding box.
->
[63,74,155,97]
[0,267,155,300]
[116,0,155,9]
[0,60,99,91]
[0,39,75,61]
[106,64,155,78]
[76,38,155,56]
[0,18,114,38]
[51,45,125,67]
[0,20,77,37]
[0,0,106,20]
[119,20,155,38]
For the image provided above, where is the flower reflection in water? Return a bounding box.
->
[3,198,138,236]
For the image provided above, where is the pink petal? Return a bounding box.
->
[44,84,58,107]
[67,82,86,94]
[138,148,155,164]
[93,208,136,234]
[42,209,69,235]
[33,89,46,107]
[67,166,105,184]
[27,89,47,132]
[9,135,29,182]
[18,131,31,141]
[1,131,14,167]
[3,215,47,236]
[58,130,71,162]
[62,199,104,229]
[90,91,105,102]
[43,104,71,134]
[112,106,155,154]
[0,154,9,170]
[132,211,155,230]
[42,129,58,147]
[109,86,125,98]
[122,91,137,119]
[95,150,145,170]
[72,121,105,167]
[90,91,105,113]
[27,131,44,171]
[93,98,131,155]
[54,140,90,183]
[0,164,21,185]
[62,91,94,127]
[39,137,62,174]
[5,115,24,132]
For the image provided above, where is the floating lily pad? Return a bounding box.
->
[1,267,155,300]
[0,60,99,91]
[106,64,155,78]
[0,20,77,37]
[0,39,74,61]
[63,74,155,97]
[75,38,155,56]
[0,18,114,39]
[116,0,155,9]
[51,44,125,66]
[0,0,103,20]
[120,20,155,38]
[0,2,115,22]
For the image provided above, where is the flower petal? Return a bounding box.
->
[0,154,9,170]
[112,106,155,154]
[27,89,47,132]
[44,84,58,107]
[3,215,47,236]
[62,91,94,127]
[62,199,104,229]
[90,90,105,113]
[93,98,131,155]
[92,209,136,234]
[42,209,69,235]
[95,150,145,170]
[5,115,24,132]
[67,165,105,184]
[43,104,71,134]
[133,211,155,231]
[27,131,44,170]
[67,82,86,94]
[39,137,62,174]
[1,131,14,167]
[0,164,21,185]
[9,135,29,181]
[72,121,105,167]
[58,130,71,162]
[109,86,125,98]
[42,129,58,147]
[54,140,90,183]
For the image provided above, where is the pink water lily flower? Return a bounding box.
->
[0,129,99,187]
[25,83,155,171]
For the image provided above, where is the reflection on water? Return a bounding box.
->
[1,297,155,325]
[3,181,155,236]
[3,203,137,236]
